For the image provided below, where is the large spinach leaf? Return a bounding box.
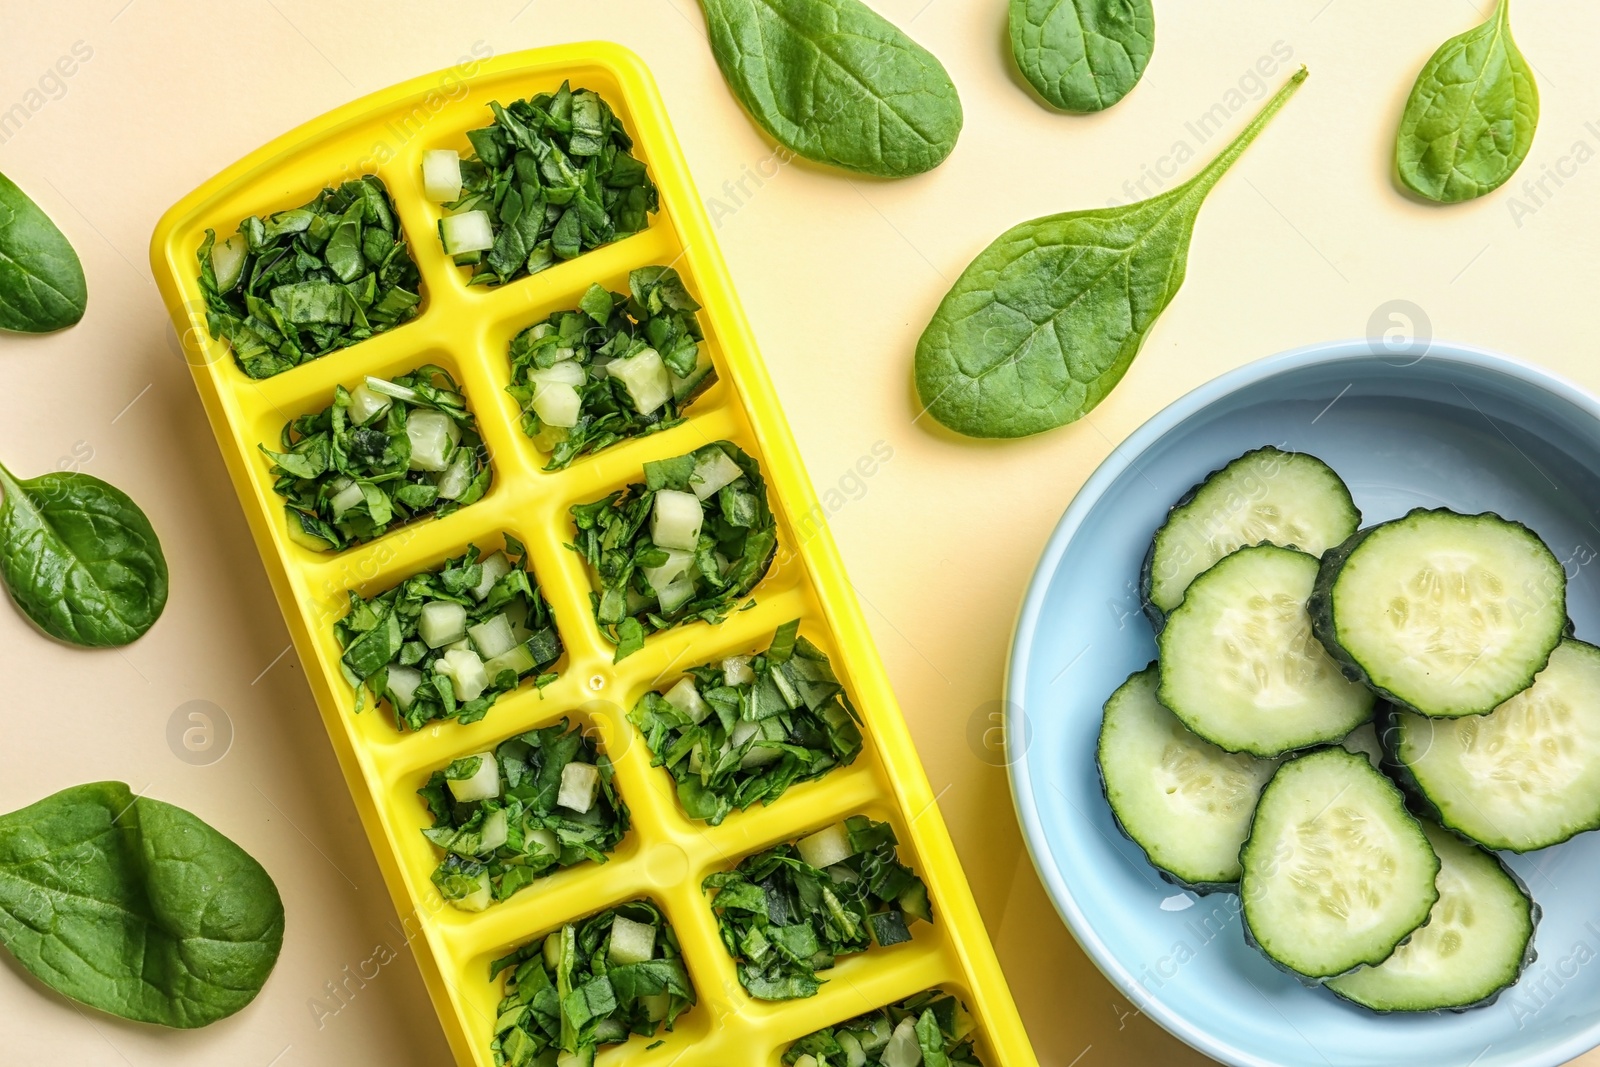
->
[0,171,86,334]
[1395,0,1537,204]
[914,67,1306,439]
[1009,0,1154,113]
[0,463,167,646]
[698,0,963,177]
[0,782,284,1028]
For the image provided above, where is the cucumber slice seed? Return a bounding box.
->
[1387,639,1600,852]
[1142,446,1360,623]
[1312,508,1566,718]
[1157,544,1374,756]
[1098,665,1278,890]
[1241,748,1439,980]
[1325,820,1537,1012]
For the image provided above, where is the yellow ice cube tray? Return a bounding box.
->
[150,42,1034,1067]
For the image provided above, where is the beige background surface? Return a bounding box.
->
[2,0,1598,1064]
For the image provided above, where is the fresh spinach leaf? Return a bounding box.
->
[1009,0,1154,113]
[419,719,626,908]
[508,266,715,470]
[443,83,657,287]
[0,781,284,1028]
[336,539,561,730]
[704,816,929,1000]
[0,171,86,333]
[1395,0,1537,203]
[264,365,491,552]
[569,442,777,661]
[198,176,422,378]
[0,462,167,647]
[914,67,1306,438]
[785,988,982,1065]
[698,0,963,177]
[490,900,694,1062]
[630,621,863,825]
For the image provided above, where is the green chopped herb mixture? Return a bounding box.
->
[490,901,694,1065]
[570,441,777,661]
[629,620,862,825]
[508,266,714,470]
[199,176,422,378]
[263,365,490,552]
[704,816,931,1000]
[418,719,626,911]
[443,82,657,286]
[335,538,561,730]
[785,989,982,1067]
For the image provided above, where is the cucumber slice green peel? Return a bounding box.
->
[1141,446,1360,628]
[1383,638,1600,852]
[1326,820,1538,1012]
[1157,544,1374,756]
[1240,748,1440,980]
[1310,508,1566,718]
[1097,664,1278,891]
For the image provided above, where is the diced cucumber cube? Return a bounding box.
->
[527,827,558,858]
[532,381,582,428]
[436,449,475,500]
[797,822,856,869]
[446,751,500,802]
[529,360,586,388]
[484,643,537,682]
[691,447,744,501]
[471,552,511,600]
[838,1032,868,1067]
[882,1018,921,1067]
[723,655,754,686]
[794,1056,820,1067]
[210,232,248,292]
[439,209,494,254]
[641,548,694,593]
[732,720,780,770]
[651,489,704,551]
[641,992,670,1023]
[422,148,463,202]
[451,870,492,912]
[608,914,657,965]
[469,614,517,659]
[557,761,601,813]
[605,347,671,415]
[478,808,508,852]
[284,508,335,551]
[555,1049,593,1067]
[441,648,489,701]
[418,601,468,648]
[387,664,424,709]
[348,383,391,426]
[544,926,567,971]
[364,375,420,403]
[656,572,697,614]
[330,480,365,520]
[407,410,458,472]
[664,677,711,723]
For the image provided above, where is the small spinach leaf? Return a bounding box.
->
[1395,0,1537,204]
[0,782,284,1028]
[0,462,168,646]
[0,171,86,334]
[698,0,963,177]
[1009,0,1154,113]
[914,67,1306,439]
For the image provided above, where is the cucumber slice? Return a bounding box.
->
[210,232,248,293]
[1098,665,1278,890]
[1157,544,1375,756]
[1384,638,1600,851]
[1326,820,1538,1012]
[1141,447,1360,626]
[1241,748,1439,980]
[1310,508,1566,718]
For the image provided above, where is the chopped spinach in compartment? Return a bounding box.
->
[630,620,862,825]
[199,177,422,379]
[704,816,931,1000]
[489,901,695,1064]
[570,441,777,661]
[418,719,626,911]
[263,365,491,552]
[785,989,982,1067]
[508,266,715,470]
[335,539,561,730]
[438,82,657,287]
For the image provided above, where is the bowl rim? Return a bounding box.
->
[1002,337,1600,1067]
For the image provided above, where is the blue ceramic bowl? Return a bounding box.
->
[1006,340,1600,1067]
